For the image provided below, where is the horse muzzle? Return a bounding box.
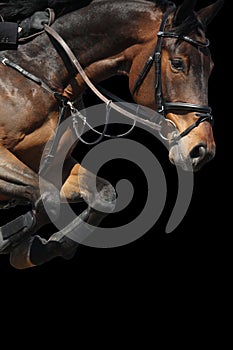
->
[169,140,216,171]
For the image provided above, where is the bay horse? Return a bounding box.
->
[0,0,223,269]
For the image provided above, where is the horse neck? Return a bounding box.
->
[54,1,163,65]
[5,1,163,90]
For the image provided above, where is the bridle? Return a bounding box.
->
[0,1,214,172]
[132,2,213,145]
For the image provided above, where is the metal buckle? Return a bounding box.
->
[159,118,178,141]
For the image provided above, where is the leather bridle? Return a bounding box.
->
[132,2,213,145]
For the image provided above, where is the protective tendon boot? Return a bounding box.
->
[11,208,92,268]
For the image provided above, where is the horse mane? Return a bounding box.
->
[0,1,48,21]
[147,0,170,8]
[145,1,204,36]
[0,0,170,21]
[0,0,93,21]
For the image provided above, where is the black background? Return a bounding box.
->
[0,1,230,300]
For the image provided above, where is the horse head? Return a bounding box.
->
[130,0,224,171]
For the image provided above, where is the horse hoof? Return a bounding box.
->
[48,232,79,259]
[29,234,78,265]
[10,237,36,269]
[9,232,79,268]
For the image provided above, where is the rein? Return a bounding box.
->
[43,24,163,132]
[0,25,164,174]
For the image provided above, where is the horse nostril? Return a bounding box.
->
[190,144,207,160]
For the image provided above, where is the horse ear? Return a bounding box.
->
[198,0,224,26]
[173,0,197,26]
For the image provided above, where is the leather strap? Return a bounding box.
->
[158,31,210,48]
[44,24,162,131]
[165,102,212,114]
[18,8,55,43]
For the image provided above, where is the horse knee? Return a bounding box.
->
[35,188,60,222]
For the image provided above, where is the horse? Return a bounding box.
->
[0,0,224,269]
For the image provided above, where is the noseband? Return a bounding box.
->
[132,2,213,145]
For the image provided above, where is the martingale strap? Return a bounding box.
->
[39,98,69,176]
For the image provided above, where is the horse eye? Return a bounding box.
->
[170,58,185,71]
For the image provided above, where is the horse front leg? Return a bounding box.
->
[0,146,60,218]
[60,160,116,227]
[0,146,61,256]
[10,159,116,269]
